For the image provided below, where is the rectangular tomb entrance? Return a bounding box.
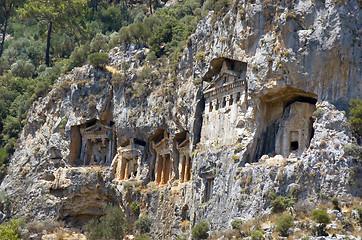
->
[111,138,144,181]
[201,58,247,147]
[275,101,316,157]
[70,119,116,166]
[150,129,174,185]
[175,131,191,183]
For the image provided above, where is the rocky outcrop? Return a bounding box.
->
[0,0,360,239]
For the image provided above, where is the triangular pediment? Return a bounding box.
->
[84,122,110,132]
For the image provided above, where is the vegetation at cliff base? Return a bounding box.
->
[134,215,153,235]
[84,205,127,240]
[0,217,25,240]
[311,209,331,236]
[250,230,264,240]
[275,214,294,237]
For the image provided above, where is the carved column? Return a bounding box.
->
[119,157,126,180]
[212,100,217,111]
[160,155,167,185]
[80,139,88,166]
[225,95,230,107]
[180,155,186,183]
[168,155,172,182]
[124,160,130,180]
[298,129,303,156]
[107,139,112,166]
[184,156,191,181]
[156,155,163,184]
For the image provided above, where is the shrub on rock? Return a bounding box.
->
[134,215,152,235]
[311,209,331,236]
[191,221,209,239]
[275,214,294,237]
[251,230,265,240]
[84,205,127,240]
[88,52,109,68]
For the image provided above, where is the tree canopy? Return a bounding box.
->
[18,0,87,66]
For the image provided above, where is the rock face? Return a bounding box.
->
[0,0,361,238]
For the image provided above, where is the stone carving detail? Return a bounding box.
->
[150,130,173,185]
[275,101,316,157]
[111,138,144,181]
[201,58,247,147]
[70,119,115,167]
[176,132,191,183]
[204,177,214,202]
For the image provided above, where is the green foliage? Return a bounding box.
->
[312,209,331,224]
[355,206,362,224]
[232,155,240,162]
[271,196,295,213]
[130,201,140,215]
[90,33,109,53]
[84,205,127,240]
[343,144,362,159]
[18,0,87,66]
[203,0,231,14]
[250,230,265,240]
[349,99,362,138]
[311,209,330,236]
[191,221,209,239]
[0,217,25,240]
[11,59,35,78]
[230,219,243,236]
[331,198,341,212]
[312,108,325,119]
[135,234,153,240]
[230,219,243,230]
[88,52,109,68]
[175,234,187,240]
[195,51,205,61]
[134,215,152,235]
[275,214,294,237]
[70,43,90,67]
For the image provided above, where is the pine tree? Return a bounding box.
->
[18,0,86,66]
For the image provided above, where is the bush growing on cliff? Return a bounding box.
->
[331,198,341,212]
[349,98,362,138]
[275,214,294,237]
[230,219,243,236]
[250,230,264,240]
[134,215,152,235]
[311,209,330,236]
[355,206,362,224]
[84,205,127,240]
[0,217,25,240]
[88,52,109,68]
[271,196,295,213]
[130,201,140,215]
[343,144,362,160]
[191,221,209,239]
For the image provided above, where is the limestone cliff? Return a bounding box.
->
[0,0,361,239]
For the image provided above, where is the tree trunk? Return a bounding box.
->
[149,0,153,15]
[0,4,12,58]
[45,21,52,67]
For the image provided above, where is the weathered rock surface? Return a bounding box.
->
[0,0,361,239]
